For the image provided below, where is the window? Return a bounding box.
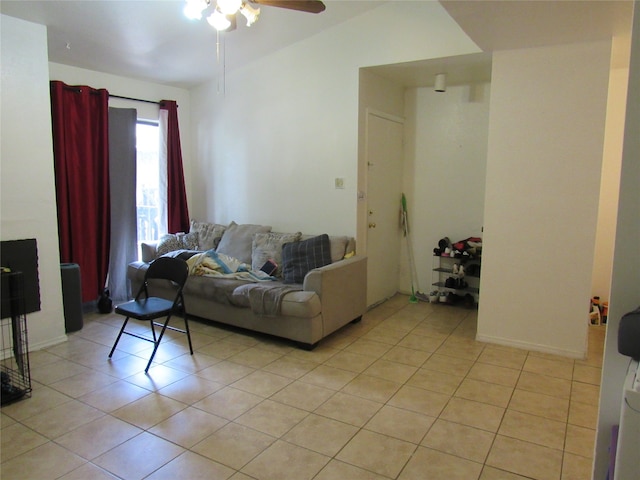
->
[136,121,161,250]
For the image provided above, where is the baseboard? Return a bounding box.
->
[28,334,68,352]
[475,333,586,359]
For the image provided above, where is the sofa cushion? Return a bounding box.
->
[216,222,272,264]
[189,220,227,251]
[281,234,332,284]
[231,286,321,319]
[328,236,350,262]
[251,232,302,277]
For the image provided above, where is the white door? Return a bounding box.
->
[366,111,404,307]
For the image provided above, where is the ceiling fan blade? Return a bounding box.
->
[251,0,326,14]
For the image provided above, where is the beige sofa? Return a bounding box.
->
[127,221,367,349]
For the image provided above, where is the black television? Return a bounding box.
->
[1,239,41,318]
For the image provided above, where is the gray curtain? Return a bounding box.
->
[108,107,137,301]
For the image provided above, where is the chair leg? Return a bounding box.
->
[109,317,130,358]
[184,314,194,355]
[144,315,172,373]
[149,320,157,343]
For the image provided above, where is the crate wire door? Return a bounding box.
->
[1,271,32,405]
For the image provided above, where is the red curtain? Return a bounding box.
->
[50,81,110,302]
[160,100,190,233]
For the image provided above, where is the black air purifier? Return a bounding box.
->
[618,306,640,360]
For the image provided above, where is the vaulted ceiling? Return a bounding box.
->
[0,1,632,89]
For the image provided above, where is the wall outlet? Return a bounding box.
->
[335,177,345,189]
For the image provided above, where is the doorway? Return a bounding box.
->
[364,109,404,307]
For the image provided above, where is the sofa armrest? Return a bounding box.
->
[303,255,367,335]
[140,241,159,263]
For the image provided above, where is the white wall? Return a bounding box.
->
[594,2,640,476]
[189,2,480,236]
[1,15,66,349]
[591,35,630,304]
[0,19,192,351]
[48,63,192,209]
[478,41,612,358]
[403,83,490,295]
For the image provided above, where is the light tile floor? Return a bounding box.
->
[1,294,605,479]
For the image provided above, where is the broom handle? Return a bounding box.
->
[403,210,420,292]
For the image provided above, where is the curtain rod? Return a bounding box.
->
[109,94,159,105]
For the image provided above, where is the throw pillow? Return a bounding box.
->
[141,242,158,263]
[281,234,332,284]
[251,232,302,277]
[156,234,185,257]
[300,234,351,262]
[177,232,199,250]
[189,220,227,251]
[216,222,272,264]
[156,232,200,258]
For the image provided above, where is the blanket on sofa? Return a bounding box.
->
[186,250,301,316]
[231,283,302,317]
[187,250,273,282]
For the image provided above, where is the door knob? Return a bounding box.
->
[368,223,376,228]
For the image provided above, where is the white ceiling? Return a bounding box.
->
[369,0,632,88]
[366,52,493,90]
[0,1,633,90]
[441,0,632,52]
[0,0,384,88]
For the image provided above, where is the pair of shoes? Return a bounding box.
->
[445,277,468,289]
[447,293,461,304]
[438,237,452,252]
[452,264,465,276]
[415,292,430,302]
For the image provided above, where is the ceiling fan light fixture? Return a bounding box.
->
[186,0,324,34]
[184,0,209,20]
[217,0,242,15]
[239,3,260,26]
[207,8,232,30]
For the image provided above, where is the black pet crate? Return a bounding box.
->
[1,271,32,405]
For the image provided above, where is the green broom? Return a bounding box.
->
[401,193,425,303]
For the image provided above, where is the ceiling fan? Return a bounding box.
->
[184,0,326,32]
